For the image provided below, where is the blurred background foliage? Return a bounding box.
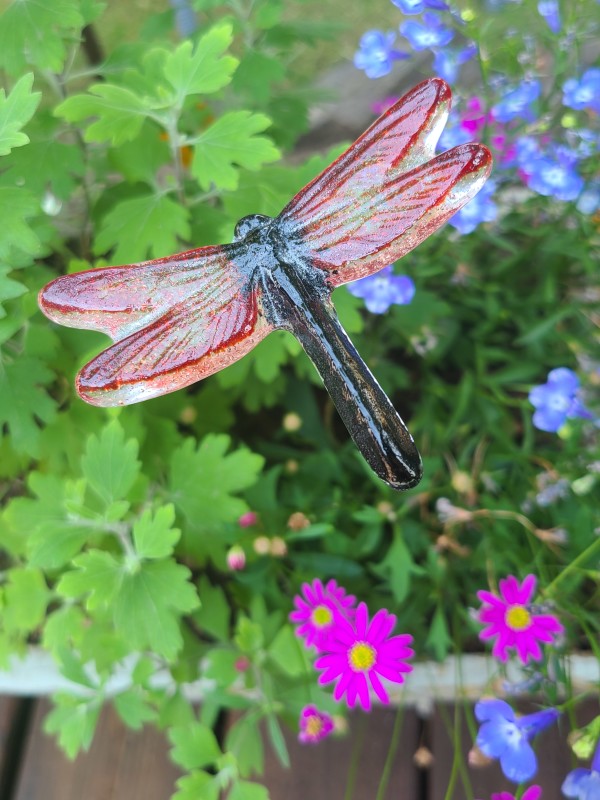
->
[0,0,597,797]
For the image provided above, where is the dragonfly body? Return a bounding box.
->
[39,78,492,490]
[232,212,423,489]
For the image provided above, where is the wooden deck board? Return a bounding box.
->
[12,699,181,800]
[260,707,422,799]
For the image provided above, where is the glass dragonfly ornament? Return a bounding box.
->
[39,78,492,491]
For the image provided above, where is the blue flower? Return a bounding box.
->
[354,31,409,79]
[400,13,454,50]
[437,111,473,150]
[576,182,600,215]
[347,267,415,314]
[449,180,497,234]
[492,81,541,123]
[169,0,198,37]
[563,69,600,114]
[528,368,593,432]
[475,699,560,783]
[391,0,449,12]
[432,44,477,83]
[525,151,584,202]
[562,740,600,800]
[537,0,561,33]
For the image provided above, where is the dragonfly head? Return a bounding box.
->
[233,214,273,242]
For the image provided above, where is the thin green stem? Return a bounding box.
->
[544,535,600,597]
[344,715,366,800]
[375,706,404,800]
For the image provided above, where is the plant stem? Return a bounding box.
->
[375,706,404,800]
[544,535,600,597]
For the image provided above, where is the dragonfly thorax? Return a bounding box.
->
[233,214,273,241]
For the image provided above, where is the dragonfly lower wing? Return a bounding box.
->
[77,289,272,406]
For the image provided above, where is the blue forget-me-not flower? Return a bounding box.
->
[347,266,415,314]
[528,368,593,432]
[475,699,560,783]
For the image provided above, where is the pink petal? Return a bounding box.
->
[345,676,359,708]
[477,591,506,608]
[499,575,520,604]
[369,671,390,704]
[532,614,563,633]
[367,608,396,644]
[375,663,410,682]
[355,603,368,638]
[517,574,537,604]
[356,673,371,711]
[304,582,318,606]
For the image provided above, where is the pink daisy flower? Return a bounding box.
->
[314,602,413,712]
[298,705,334,744]
[289,579,356,652]
[484,788,542,800]
[477,575,563,664]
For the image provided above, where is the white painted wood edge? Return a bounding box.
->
[0,649,597,715]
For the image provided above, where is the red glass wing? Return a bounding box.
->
[39,245,272,406]
[279,78,492,286]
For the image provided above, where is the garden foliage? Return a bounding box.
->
[0,0,598,797]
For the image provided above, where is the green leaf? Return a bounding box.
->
[164,23,238,102]
[133,505,180,559]
[172,771,219,800]
[268,625,308,677]
[229,781,270,800]
[56,84,151,145]
[226,715,264,778]
[44,694,100,760]
[0,0,84,75]
[231,51,285,104]
[371,530,416,604]
[0,73,41,155]
[0,187,41,258]
[193,576,230,641]
[169,721,222,770]
[0,358,56,456]
[6,473,90,569]
[2,567,49,634]
[169,435,264,534]
[265,713,289,768]
[114,689,157,729]
[191,112,280,191]
[113,560,199,660]
[0,264,27,318]
[425,605,452,662]
[6,136,85,199]
[57,550,123,609]
[81,420,141,505]
[94,192,190,263]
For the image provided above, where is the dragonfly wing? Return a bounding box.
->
[278,79,492,286]
[38,243,272,406]
[77,288,271,406]
[39,245,240,341]
[295,143,491,285]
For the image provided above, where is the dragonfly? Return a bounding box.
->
[39,78,492,491]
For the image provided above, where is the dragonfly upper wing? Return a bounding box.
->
[278,78,492,286]
[39,244,272,406]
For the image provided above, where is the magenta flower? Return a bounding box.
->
[477,575,564,664]
[298,705,334,744]
[478,787,542,800]
[314,602,413,711]
[289,579,356,651]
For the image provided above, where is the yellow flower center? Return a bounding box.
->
[348,642,376,672]
[505,605,532,631]
[305,715,323,737]
[312,605,333,628]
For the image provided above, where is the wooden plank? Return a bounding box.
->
[260,707,422,799]
[0,695,31,799]
[428,699,600,800]
[13,698,181,800]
